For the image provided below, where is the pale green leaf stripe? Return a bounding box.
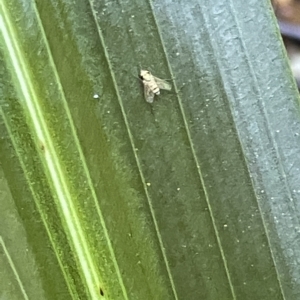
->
[0,237,29,300]
[0,3,127,299]
[0,108,76,297]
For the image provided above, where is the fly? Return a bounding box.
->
[139,70,171,103]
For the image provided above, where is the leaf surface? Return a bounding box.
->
[1,0,300,299]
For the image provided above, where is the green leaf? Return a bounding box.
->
[1,0,300,299]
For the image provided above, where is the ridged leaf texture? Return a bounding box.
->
[1,0,300,299]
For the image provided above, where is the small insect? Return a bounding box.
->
[139,70,172,103]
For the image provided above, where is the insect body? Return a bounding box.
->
[139,70,171,103]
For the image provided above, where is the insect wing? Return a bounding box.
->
[153,76,172,91]
[144,83,155,103]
